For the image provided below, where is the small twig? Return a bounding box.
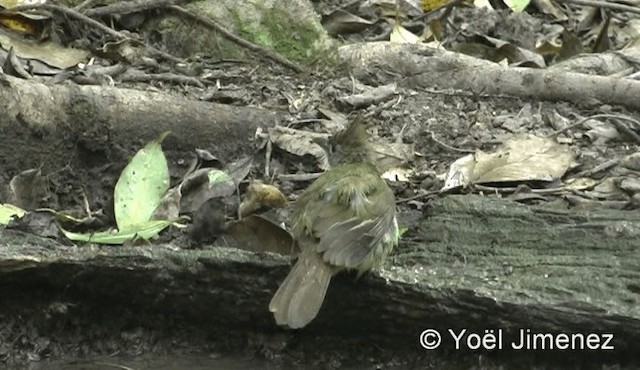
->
[73,0,104,11]
[548,113,640,138]
[418,87,522,101]
[414,0,467,22]
[2,3,185,64]
[473,184,567,195]
[556,0,640,14]
[607,67,634,78]
[119,72,204,87]
[265,139,273,178]
[611,118,640,145]
[93,362,136,370]
[372,149,405,162]
[612,0,640,5]
[571,158,620,178]
[236,182,242,221]
[83,0,177,17]
[427,130,475,153]
[80,189,92,217]
[167,5,304,73]
[6,3,122,38]
[277,173,323,182]
[396,189,441,203]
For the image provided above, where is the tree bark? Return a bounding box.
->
[0,75,286,208]
[339,42,640,110]
[1,195,638,367]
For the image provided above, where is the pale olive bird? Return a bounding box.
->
[269,117,399,329]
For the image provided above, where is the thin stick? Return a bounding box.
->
[168,5,304,73]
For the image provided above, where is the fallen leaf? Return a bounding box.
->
[8,168,48,210]
[0,203,25,224]
[442,135,574,190]
[224,215,295,255]
[268,126,330,170]
[239,180,288,217]
[321,9,374,36]
[114,132,170,229]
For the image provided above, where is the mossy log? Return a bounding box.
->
[0,195,639,367]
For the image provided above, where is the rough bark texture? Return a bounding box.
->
[339,42,640,110]
[1,195,638,367]
[0,75,285,212]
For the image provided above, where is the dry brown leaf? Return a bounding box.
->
[224,215,295,255]
[239,180,288,217]
[443,135,574,190]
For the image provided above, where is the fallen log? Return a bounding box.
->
[339,42,640,110]
[0,74,285,204]
[0,195,638,368]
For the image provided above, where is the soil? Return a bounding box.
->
[0,2,638,370]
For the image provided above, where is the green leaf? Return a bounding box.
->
[398,227,408,237]
[0,203,26,225]
[505,0,530,12]
[208,169,233,185]
[114,132,170,229]
[60,220,173,245]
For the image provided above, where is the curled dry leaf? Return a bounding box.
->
[224,215,295,256]
[225,155,254,185]
[321,9,374,36]
[372,141,415,171]
[268,126,330,170]
[315,108,350,136]
[443,134,574,190]
[0,0,50,38]
[151,186,182,221]
[194,148,221,164]
[7,210,59,238]
[531,0,567,21]
[583,120,620,144]
[563,177,599,191]
[337,83,398,108]
[390,23,420,44]
[471,34,545,68]
[239,180,288,218]
[372,141,415,183]
[179,155,253,214]
[187,197,228,245]
[0,203,25,225]
[621,153,640,171]
[0,32,89,71]
[4,46,31,79]
[179,168,235,214]
[620,178,640,196]
[97,39,147,64]
[584,178,625,200]
[8,168,49,210]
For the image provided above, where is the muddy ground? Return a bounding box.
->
[1,1,639,369]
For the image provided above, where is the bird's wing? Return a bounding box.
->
[305,169,397,270]
[317,211,396,269]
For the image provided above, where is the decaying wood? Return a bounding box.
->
[0,74,285,197]
[339,42,640,110]
[0,195,638,366]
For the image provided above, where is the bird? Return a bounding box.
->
[269,116,399,329]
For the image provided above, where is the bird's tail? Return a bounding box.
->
[269,251,333,329]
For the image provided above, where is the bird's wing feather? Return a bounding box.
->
[295,165,396,269]
[318,212,395,268]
